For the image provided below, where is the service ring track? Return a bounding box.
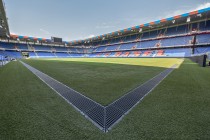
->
[20,61,177,132]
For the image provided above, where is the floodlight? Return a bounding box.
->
[197,14,202,17]
[172,20,175,24]
[187,17,191,22]
[6,33,9,38]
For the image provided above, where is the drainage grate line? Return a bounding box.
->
[20,61,176,132]
[20,61,105,130]
[106,65,177,131]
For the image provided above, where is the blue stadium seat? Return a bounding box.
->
[196,34,210,44]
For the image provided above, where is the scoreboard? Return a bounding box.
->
[51,37,63,43]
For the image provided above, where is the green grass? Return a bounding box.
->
[0,61,100,139]
[22,58,181,105]
[107,59,210,139]
[0,59,210,139]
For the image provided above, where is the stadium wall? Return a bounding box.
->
[189,54,207,67]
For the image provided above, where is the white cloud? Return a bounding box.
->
[88,34,95,38]
[96,25,115,29]
[118,2,210,29]
[164,2,210,18]
[39,28,50,35]
[95,22,116,29]
[195,2,210,10]
[10,32,20,35]
[74,34,95,40]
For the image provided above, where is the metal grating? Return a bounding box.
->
[21,61,176,132]
[105,66,177,131]
[21,61,105,130]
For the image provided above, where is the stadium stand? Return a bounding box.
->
[196,34,210,44]
[33,45,52,51]
[1,8,210,59]
[195,46,210,54]
[190,54,208,67]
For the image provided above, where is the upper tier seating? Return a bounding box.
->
[199,20,210,31]
[94,46,107,52]
[138,40,159,49]
[165,25,189,36]
[141,30,161,40]
[91,22,199,46]
[196,34,210,44]
[0,42,18,50]
[124,35,138,42]
[33,45,52,51]
[68,48,78,53]
[77,48,85,53]
[160,36,192,47]
[0,43,29,50]
[18,44,28,50]
[94,34,195,52]
[54,46,68,52]
[106,45,119,51]
[119,42,138,50]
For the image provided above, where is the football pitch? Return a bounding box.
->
[0,58,210,139]
[22,58,182,105]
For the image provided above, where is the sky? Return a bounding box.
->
[4,0,210,41]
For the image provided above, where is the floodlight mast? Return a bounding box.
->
[0,0,10,37]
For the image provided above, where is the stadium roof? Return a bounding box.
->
[9,7,210,46]
[0,0,10,37]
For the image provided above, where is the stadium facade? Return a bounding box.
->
[1,6,210,59]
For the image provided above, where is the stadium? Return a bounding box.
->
[0,0,210,139]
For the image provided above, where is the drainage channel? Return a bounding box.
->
[20,61,106,131]
[20,61,176,132]
[105,65,177,132]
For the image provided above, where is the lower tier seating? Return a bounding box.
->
[195,46,210,54]
[87,48,193,58]
[1,47,210,59]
